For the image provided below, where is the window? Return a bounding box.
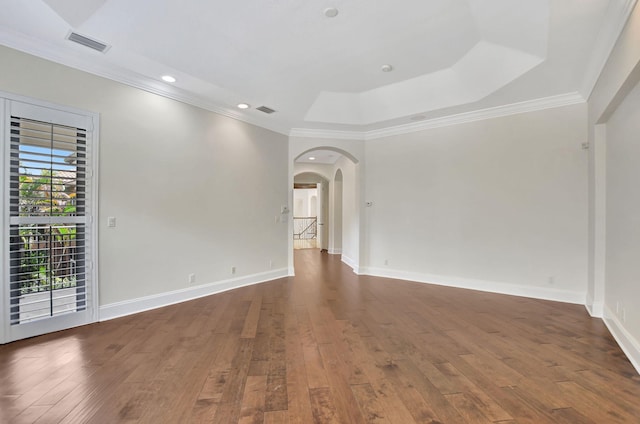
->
[2,95,98,343]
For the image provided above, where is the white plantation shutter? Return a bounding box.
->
[2,96,98,342]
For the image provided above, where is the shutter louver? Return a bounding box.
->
[8,116,91,325]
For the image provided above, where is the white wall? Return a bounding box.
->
[316,181,329,250]
[293,188,317,217]
[333,157,360,270]
[586,1,640,316]
[604,78,640,355]
[586,1,640,373]
[331,169,343,255]
[363,104,589,303]
[293,163,334,182]
[0,46,289,316]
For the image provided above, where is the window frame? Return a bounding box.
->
[1,91,99,344]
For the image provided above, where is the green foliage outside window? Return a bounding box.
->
[17,169,78,294]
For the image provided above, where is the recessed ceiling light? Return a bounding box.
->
[161,75,176,83]
[237,103,250,109]
[309,157,316,161]
[381,64,393,72]
[324,7,339,18]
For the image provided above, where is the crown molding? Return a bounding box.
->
[290,92,585,141]
[0,28,291,136]
[364,93,585,140]
[289,127,367,141]
[1,28,587,142]
[580,0,639,100]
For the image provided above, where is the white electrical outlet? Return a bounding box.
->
[107,216,116,227]
[384,259,389,266]
[231,266,236,275]
[269,260,273,269]
[188,273,196,284]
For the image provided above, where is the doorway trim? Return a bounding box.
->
[1,91,100,344]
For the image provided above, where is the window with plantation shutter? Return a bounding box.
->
[2,95,98,343]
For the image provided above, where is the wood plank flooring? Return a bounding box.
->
[1,249,639,423]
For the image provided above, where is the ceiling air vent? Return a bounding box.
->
[67,32,110,53]
[256,106,276,114]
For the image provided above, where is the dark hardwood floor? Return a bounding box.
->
[1,250,639,423]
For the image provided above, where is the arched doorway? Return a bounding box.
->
[289,144,362,274]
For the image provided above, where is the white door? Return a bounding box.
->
[2,97,99,343]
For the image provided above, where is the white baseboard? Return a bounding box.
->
[329,248,342,255]
[360,266,586,305]
[585,300,604,318]
[603,305,640,376]
[341,255,359,273]
[99,268,289,321]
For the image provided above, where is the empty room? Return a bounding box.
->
[1,1,640,423]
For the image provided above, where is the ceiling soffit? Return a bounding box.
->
[0,0,631,138]
[305,0,549,125]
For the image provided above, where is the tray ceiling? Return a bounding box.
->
[0,0,628,137]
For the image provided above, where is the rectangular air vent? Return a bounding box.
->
[256,106,276,114]
[67,32,109,53]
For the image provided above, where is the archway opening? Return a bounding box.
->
[291,146,360,273]
[292,174,325,250]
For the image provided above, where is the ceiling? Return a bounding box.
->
[296,150,341,165]
[0,0,630,138]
